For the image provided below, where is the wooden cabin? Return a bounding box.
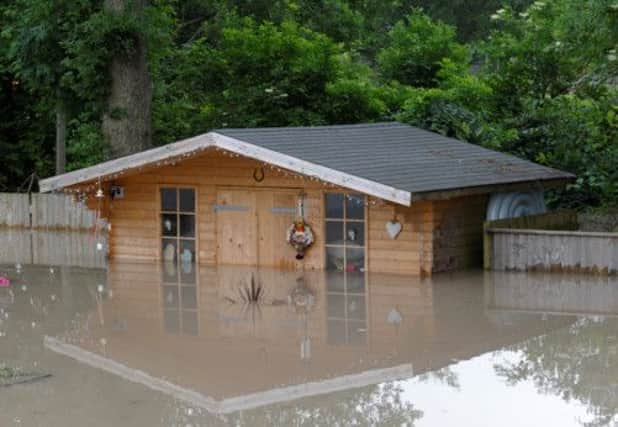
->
[39,122,572,275]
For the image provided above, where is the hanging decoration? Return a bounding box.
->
[287,193,314,260]
[386,215,402,239]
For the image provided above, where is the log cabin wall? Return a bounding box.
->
[430,194,489,273]
[73,151,486,275]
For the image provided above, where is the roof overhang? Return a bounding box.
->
[45,336,414,414]
[410,177,575,201]
[39,132,412,206]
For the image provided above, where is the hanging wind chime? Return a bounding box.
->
[287,192,314,260]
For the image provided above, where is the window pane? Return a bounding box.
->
[161,188,177,211]
[179,240,195,264]
[325,271,345,292]
[161,261,177,283]
[162,239,177,262]
[180,262,196,284]
[179,214,195,237]
[347,295,366,320]
[181,286,197,309]
[345,222,364,246]
[163,310,179,333]
[327,294,346,318]
[346,272,366,293]
[348,321,367,345]
[345,247,365,273]
[325,221,343,244]
[179,188,195,213]
[346,194,365,220]
[182,311,198,336]
[162,285,179,309]
[326,246,345,271]
[325,193,344,218]
[327,319,346,345]
[161,214,177,237]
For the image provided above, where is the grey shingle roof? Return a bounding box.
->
[40,121,573,204]
[216,122,573,196]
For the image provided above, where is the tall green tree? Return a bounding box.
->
[2,0,97,174]
[101,0,153,158]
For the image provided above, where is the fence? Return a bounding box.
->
[0,229,107,269]
[484,212,618,274]
[485,271,618,317]
[0,192,98,230]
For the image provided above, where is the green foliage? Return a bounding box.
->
[153,17,390,144]
[0,0,615,210]
[377,12,468,87]
[398,0,618,208]
[494,318,618,427]
[0,67,54,189]
[397,59,517,150]
[66,118,107,171]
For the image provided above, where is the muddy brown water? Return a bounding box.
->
[0,232,617,426]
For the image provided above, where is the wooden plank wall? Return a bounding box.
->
[101,151,434,275]
[430,195,488,273]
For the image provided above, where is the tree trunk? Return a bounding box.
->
[55,101,67,174]
[102,0,152,159]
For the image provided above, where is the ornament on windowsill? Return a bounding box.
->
[287,193,314,260]
[386,217,402,239]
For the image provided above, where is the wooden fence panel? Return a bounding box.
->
[2,192,96,230]
[0,228,32,264]
[0,193,30,227]
[486,272,618,316]
[0,229,106,269]
[486,228,618,274]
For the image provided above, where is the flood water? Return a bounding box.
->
[0,232,617,426]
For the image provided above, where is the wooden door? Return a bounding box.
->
[216,189,257,265]
[216,188,300,268]
[257,191,299,269]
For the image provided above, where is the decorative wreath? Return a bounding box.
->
[287,219,314,260]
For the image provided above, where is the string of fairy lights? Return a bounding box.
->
[61,146,387,208]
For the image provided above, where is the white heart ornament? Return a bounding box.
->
[386,220,402,239]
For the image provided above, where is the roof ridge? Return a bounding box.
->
[213,121,402,133]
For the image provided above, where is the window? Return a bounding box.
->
[326,272,367,345]
[160,187,196,263]
[324,193,366,273]
[161,262,198,336]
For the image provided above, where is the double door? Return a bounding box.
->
[216,188,300,269]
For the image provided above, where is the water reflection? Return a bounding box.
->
[0,258,617,426]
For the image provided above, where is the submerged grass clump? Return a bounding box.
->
[238,274,263,303]
[0,365,16,379]
[0,364,51,387]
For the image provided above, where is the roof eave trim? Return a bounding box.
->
[409,176,575,201]
[39,134,216,193]
[210,132,412,206]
